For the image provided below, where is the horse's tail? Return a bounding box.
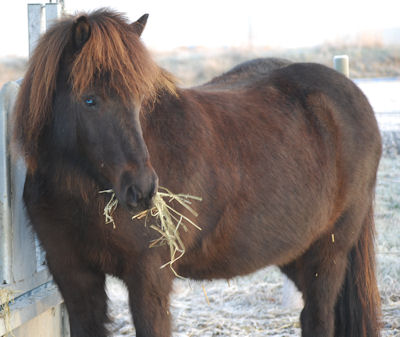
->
[334,206,381,337]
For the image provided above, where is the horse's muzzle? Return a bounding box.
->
[117,169,158,212]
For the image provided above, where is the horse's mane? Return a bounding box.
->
[13,9,175,171]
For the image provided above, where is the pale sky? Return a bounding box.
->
[0,0,399,58]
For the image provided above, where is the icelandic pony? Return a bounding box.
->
[13,9,382,337]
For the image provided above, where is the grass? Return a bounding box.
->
[375,157,400,306]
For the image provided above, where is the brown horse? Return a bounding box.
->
[13,9,382,337]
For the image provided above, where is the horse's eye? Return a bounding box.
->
[84,97,96,107]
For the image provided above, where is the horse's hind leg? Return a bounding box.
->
[281,242,348,337]
[280,208,366,337]
[296,239,348,337]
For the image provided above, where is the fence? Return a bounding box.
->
[0,3,69,336]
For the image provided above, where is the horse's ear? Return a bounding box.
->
[131,14,149,37]
[72,15,91,50]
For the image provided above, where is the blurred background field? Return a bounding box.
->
[0,57,26,88]
[154,44,400,87]
[2,44,400,88]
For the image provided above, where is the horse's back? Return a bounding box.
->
[198,57,291,91]
[198,59,380,164]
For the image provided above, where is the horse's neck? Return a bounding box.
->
[143,87,188,143]
[141,88,205,182]
[142,87,195,139]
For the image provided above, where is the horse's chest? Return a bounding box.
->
[83,239,123,275]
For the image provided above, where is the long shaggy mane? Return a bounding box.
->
[13,9,175,171]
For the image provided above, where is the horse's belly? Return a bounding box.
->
[177,218,318,280]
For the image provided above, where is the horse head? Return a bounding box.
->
[14,10,175,211]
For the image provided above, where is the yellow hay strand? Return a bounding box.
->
[202,284,210,306]
[0,289,16,337]
[132,187,202,277]
[100,187,202,277]
[99,189,118,229]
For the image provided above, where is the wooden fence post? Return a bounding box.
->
[28,4,45,57]
[333,55,350,77]
[28,3,62,56]
[45,3,62,29]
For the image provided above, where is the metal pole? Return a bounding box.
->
[333,55,349,78]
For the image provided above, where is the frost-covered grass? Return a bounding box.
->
[376,156,400,312]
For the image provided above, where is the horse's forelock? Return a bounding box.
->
[70,11,171,104]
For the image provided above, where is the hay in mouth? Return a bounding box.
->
[100,187,202,277]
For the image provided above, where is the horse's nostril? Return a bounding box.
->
[126,186,141,208]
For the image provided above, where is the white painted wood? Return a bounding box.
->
[6,304,65,337]
[11,156,38,282]
[0,80,38,284]
[0,269,52,306]
[333,55,350,77]
[28,4,45,56]
[0,82,20,285]
[0,281,64,336]
[45,3,62,30]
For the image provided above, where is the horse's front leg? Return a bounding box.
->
[43,240,109,337]
[124,256,174,337]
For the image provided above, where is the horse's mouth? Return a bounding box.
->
[114,186,156,215]
[125,198,155,214]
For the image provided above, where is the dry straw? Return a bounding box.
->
[100,187,202,276]
[99,189,118,229]
[0,289,16,337]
